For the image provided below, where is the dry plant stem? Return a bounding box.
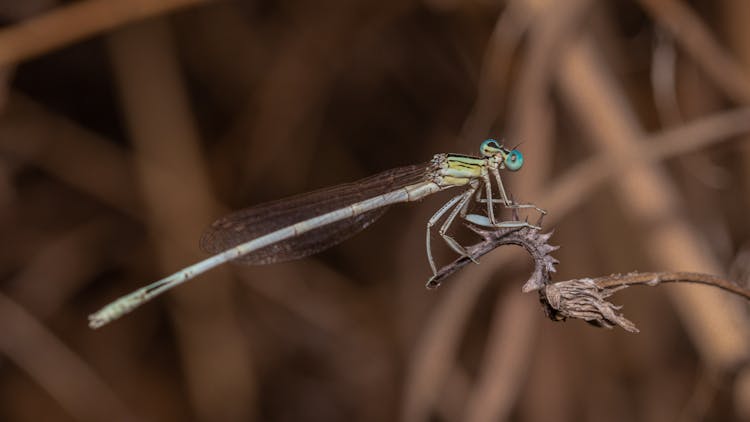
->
[438,2,590,419]
[542,272,750,334]
[432,220,750,335]
[0,294,135,422]
[403,2,750,419]
[0,0,211,67]
[4,63,749,422]
[592,272,750,300]
[558,30,750,374]
[426,218,558,291]
[540,279,640,333]
[107,19,256,421]
[2,42,749,421]
[638,0,750,104]
[460,8,587,420]
[462,4,591,419]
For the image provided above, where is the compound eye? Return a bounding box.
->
[505,150,523,171]
[480,139,501,157]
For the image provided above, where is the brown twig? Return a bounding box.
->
[0,0,211,67]
[432,219,750,335]
[557,29,750,370]
[404,4,750,420]
[426,217,558,292]
[592,271,750,300]
[541,272,750,334]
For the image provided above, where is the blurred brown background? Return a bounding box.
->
[1,0,750,421]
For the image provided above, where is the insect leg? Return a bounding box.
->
[438,186,478,262]
[426,193,465,274]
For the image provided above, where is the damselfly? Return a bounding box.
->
[89,139,545,328]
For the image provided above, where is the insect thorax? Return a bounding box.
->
[428,153,488,187]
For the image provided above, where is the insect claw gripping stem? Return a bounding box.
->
[426,215,558,290]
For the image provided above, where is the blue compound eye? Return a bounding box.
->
[480,139,502,157]
[505,150,523,171]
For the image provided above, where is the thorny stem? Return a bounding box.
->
[430,219,750,333]
[427,211,558,292]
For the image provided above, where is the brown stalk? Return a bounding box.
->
[429,221,750,336]
[403,2,750,420]
[551,9,750,415]
[0,0,211,67]
[402,0,585,417]
[557,29,749,371]
[541,272,750,334]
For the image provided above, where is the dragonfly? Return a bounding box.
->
[89,139,545,328]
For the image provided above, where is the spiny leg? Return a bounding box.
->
[426,193,465,274]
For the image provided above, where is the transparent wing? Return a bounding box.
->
[200,163,432,264]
